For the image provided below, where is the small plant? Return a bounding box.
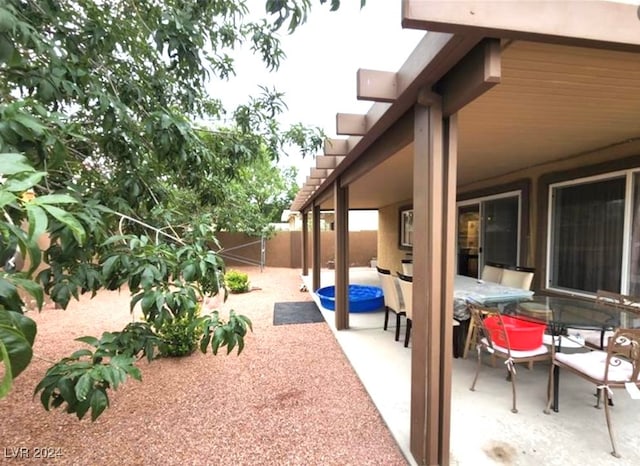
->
[158,315,203,357]
[224,270,250,293]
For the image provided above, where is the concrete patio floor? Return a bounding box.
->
[302,267,640,466]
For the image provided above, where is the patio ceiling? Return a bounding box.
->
[312,39,640,210]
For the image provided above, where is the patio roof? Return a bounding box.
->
[290,2,640,211]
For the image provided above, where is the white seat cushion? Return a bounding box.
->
[555,350,639,383]
[581,329,615,348]
[543,334,585,349]
[481,337,549,358]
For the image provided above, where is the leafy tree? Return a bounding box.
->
[212,151,299,236]
[156,125,302,235]
[265,0,365,32]
[1,1,324,222]
[0,0,346,419]
[259,164,299,224]
[1,154,81,397]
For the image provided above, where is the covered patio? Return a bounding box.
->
[304,267,640,465]
[291,2,640,464]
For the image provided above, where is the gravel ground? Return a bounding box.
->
[0,266,407,466]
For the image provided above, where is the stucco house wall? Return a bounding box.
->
[459,139,640,288]
[374,139,640,286]
[377,200,412,274]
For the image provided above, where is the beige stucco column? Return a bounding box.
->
[410,92,457,466]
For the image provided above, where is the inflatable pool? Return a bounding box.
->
[316,284,384,313]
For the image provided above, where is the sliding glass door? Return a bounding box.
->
[483,196,519,267]
[457,205,480,277]
[457,192,521,278]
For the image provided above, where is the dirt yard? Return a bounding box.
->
[0,266,407,465]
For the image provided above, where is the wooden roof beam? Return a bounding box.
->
[357,69,398,103]
[436,38,501,116]
[315,155,339,169]
[296,32,482,212]
[402,0,640,51]
[324,138,349,155]
[336,113,367,136]
[310,168,328,178]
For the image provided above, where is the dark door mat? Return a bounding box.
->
[273,301,325,325]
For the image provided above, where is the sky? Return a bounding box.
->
[213,1,425,184]
[214,0,640,186]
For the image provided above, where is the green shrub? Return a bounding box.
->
[158,315,203,357]
[224,270,250,293]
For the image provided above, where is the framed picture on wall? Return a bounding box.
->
[399,205,413,250]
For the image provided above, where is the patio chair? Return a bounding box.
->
[397,272,413,347]
[500,266,535,290]
[401,259,413,277]
[481,262,504,283]
[469,305,551,413]
[397,271,461,349]
[582,290,640,350]
[544,328,640,458]
[377,266,405,341]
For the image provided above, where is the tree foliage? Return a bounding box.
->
[0,0,324,222]
[0,0,345,419]
[212,152,299,236]
[1,154,77,397]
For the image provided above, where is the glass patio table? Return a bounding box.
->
[453,275,535,320]
[500,295,640,411]
[502,295,628,332]
[452,275,535,357]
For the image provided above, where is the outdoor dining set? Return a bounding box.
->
[375,261,640,459]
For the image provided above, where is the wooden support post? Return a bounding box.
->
[312,203,321,292]
[301,210,309,277]
[334,179,349,330]
[410,91,457,466]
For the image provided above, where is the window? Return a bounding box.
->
[399,206,413,250]
[629,174,640,295]
[548,173,631,295]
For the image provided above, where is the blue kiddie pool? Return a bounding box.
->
[316,284,384,313]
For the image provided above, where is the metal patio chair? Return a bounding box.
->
[581,290,640,350]
[469,305,551,413]
[544,328,640,458]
